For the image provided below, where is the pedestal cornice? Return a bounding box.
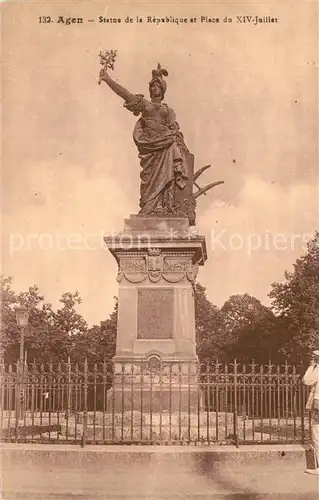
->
[104,216,207,266]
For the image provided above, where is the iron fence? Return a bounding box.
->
[0,359,311,446]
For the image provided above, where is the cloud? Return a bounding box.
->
[197,177,319,308]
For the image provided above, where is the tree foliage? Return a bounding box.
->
[194,283,224,361]
[75,298,118,363]
[0,276,118,364]
[269,232,319,361]
[219,294,277,362]
[0,276,55,363]
[194,287,277,363]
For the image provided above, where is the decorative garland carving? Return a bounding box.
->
[116,249,199,284]
[117,256,148,283]
[163,257,189,273]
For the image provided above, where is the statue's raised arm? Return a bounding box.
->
[99,66,135,103]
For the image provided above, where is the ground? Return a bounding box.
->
[1,444,318,499]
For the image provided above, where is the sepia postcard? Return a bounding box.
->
[1,0,319,498]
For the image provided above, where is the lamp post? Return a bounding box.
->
[15,306,29,420]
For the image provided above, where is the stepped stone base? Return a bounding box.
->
[107,358,202,413]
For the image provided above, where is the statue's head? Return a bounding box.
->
[149,63,168,101]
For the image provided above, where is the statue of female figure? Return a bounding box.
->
[99,63,193,218]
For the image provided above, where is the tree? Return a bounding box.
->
[221,294,272,335]
[219,293,276,362]
[50,291,88,360]
[75,298,118,363]
[0,276,56,364]
[0,277,90,363]
[194,283,224,361]
[269,232,319,361]
[226,313,280,364]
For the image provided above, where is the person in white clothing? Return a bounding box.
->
[302,349,319,475]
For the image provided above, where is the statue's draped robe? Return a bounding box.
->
[124,95,189,215]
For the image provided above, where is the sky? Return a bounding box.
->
[2,1,318,326]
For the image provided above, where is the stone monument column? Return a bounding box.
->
[105,216,207,412]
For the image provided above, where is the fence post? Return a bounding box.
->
[298,361,305,445]
[233,359,239,448]
[67,356,71,419]
[15,362,20,442]
[300,376,306,445]
[81,358,88,447]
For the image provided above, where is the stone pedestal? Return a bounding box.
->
[104,216,207,412]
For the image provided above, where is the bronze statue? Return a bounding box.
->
[99,51,223,225]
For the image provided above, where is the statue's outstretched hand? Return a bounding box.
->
[99,67,109,85]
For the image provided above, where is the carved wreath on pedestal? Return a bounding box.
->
[116,248,199,284]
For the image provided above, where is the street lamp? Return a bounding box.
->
[15,306,30,325]
[15,306,29,420]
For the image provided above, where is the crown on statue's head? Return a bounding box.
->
[151,63,168,79]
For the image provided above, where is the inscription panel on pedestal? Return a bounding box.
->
[137,288,173,339]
